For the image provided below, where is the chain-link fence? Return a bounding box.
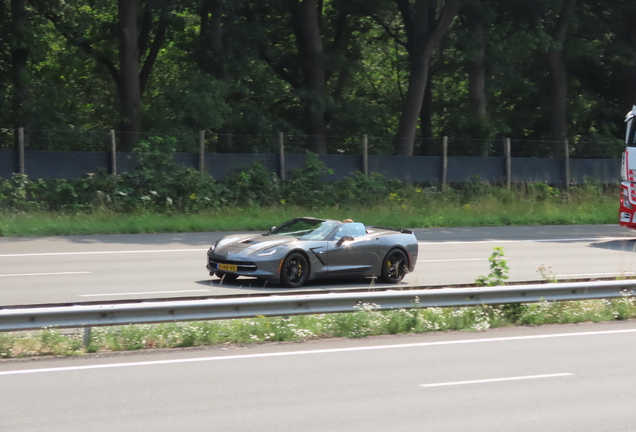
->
[0,128,624,158]
[0,128,624,183]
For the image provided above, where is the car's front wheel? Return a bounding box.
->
[280,252,308,288]
[380,249,407,283]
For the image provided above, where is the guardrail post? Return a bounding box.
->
[83,327,92,347]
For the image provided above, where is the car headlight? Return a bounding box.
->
[256,246,283,256]
[209,240,219,253]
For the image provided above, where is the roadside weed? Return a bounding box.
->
[475,247,510,286]
[537,264,558,283]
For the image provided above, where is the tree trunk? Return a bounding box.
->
[199,0,227,82]
[464,0,487,120]
[547,0,576,152]
[0,1,9,96]
[118,0,142,150]
[547,47,567,145]
[396,49,430,156]
[419,73,433,155]
[199,0,233,141]
[291,0,327,154]
[394,0,460,156]
[35,0,169,151]
[11,0,28,149]
[623,7,636,109]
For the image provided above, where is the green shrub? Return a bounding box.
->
[223,162,281,206]
[283,153,336,207]
[332,171,398,206]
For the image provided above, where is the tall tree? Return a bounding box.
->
[118,0,142,147]
[33,0,172,149]
[461,0,486,124]
[568,0,636,146]
[246,0,362,153]
[11,0,29,145]
[198,0,225,81]
[545,0,577,146]
[391,0,460,156]
[289,0,326,153]
[625,5,636,105]
[0,1,10,99]
[197,0,232,142]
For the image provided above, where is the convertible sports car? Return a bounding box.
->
[206,217,418,288]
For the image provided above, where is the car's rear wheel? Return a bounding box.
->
[280,252,308,288]
[380,249,407,283]
[215,272,238,283]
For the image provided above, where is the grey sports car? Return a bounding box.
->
[206,217,418,288]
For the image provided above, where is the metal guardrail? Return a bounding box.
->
[0,280,634,332]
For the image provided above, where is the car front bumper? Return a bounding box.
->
[207,253,282,282]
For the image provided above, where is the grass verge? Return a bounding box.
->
[2,296,635,359]
[0,189,619,237]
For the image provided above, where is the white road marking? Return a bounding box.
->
[2,327,636,376]
[418,236,632,245]
[0,236,629,258]
[0,249,206,258]
[420,373,573,388]
[0,272,91,277]
[79,289,210,297]
[557,272,636,278]
[418,258,486,262]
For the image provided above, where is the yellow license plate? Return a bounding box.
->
[218,263,238,272]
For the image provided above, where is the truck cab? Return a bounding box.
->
[619,105,636,228]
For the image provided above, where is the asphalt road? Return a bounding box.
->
[2,320,636,432]
[2,224,636,306]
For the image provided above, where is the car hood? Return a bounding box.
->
[212,234,297,257]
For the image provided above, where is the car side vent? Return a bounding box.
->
[240,239,255,244]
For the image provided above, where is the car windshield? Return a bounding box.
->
[269,218,340,240]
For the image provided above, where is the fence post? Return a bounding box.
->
[18,127,25,175]
[362,134,368,176]
[199,130,205,173]
[564,139,570,190]
[504,137,511,190]
[442,136,448,191]
[279,132,285,181]
[110,129,117,175]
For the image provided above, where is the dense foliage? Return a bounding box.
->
[1,0,632,157]
[0,137,614,218]
[0,137,403,211]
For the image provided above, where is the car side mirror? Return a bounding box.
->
[336,235,354,247]
[269,226,276,232]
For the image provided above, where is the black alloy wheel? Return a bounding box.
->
[380,249,407,283]
[280,252,309,288]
